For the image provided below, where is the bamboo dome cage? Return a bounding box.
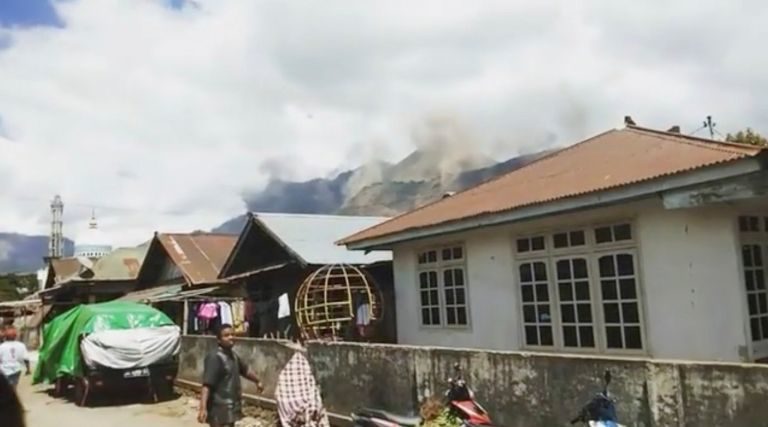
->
[295,263,383,340]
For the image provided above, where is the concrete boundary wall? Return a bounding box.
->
[179,336,768,427]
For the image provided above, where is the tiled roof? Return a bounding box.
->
[157,232,237,284]
[340,126,764,245]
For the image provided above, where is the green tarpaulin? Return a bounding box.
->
[33,301,175,384]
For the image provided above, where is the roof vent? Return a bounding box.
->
[624,116,636,126]
[666,125,681,133]
[442,191,455,199]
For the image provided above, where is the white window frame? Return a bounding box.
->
[737,214,768,359]
[416,244,471,329]
[513,221,647,355]
[517,259,557,349]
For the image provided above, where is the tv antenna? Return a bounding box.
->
[703,115,717,139]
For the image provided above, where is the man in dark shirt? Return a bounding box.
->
[198,324,263,426]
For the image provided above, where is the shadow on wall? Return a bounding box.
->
[178,337,768,427]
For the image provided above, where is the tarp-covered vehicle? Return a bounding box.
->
[33,301,181,406]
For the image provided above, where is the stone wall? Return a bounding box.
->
[180,336,768,427]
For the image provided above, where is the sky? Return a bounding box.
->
[0,0,767,248]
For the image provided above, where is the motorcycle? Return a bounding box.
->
[351,363,495,426]
[570,370,625,427]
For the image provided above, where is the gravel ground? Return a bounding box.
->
[16,369,276,427]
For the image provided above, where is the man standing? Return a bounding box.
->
[198,324,263,427]
[0,327,30,389]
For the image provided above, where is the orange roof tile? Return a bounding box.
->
[157,232,237,285]
[340,126,764,245]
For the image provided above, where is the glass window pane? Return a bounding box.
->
[580,326,595,347]
[428,271,437,284]
[523,305,536,323]
[517,239,530,253]
[422,309,431,325]
[538,304,552,323]
[746,271,755,291]
[622,302,640,323]
[444,270,454,287]
[601,280,618,300]
[535,284,549,301]
[431,308,441,324]
[457,307,468,325]
[614,224,632,241]
[559,283,573,301]
[758,272,766,290]
[430,290,439,304]
[419,272,428,288]
[420,291,430,306]
[553,232,568,248]
[577,303,592,322]
[617,254,634,275]
[455,270,465,287]
[525,326,539,345]
[452,247,463,259]
[540,326,554,346]
[762,317,768,340]
[533,262,547,280]
[532,236,545,251]
[604,303,620,323]
[557,260,571,280]
[520,264,532,283]
[619,279,637,299]
[442,248,452,261]
[743,246,754,267]
[750,216,760,232]
[599,256,615,277]
[522,285,534,302]
[446,308,456,325]
[740,216,750,232]
[561,304,576,323]
[445,289,455,305]
[625,326,642,349]
[575,282,591,300]
[756,246,764,267]
[606,326,623,348]
[456,289,466,305]
[595,226,612,244]
[573,259,588,279]
[749,294,758,315]
[563,326,578,347]
[570,230,586,246]
[427,251,437,263]
[760,294,768,314]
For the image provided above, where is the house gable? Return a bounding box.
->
[136,235,185,289]
[219,214,299,278]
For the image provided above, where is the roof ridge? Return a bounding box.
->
[627,126,764,155]
[339,128,620,243]
[252,212,389,220]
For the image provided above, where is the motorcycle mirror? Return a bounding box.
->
[453,363,461,372]
[604,370,612,386]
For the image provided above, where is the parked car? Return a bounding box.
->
[33,301,181,407]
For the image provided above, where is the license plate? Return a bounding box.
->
[123,368,149,378]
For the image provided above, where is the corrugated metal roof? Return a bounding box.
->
[89,245,149,280]
[252,213,392,265]
[341,126,765,245]
[50,257,86,282]
[157,232,237,285]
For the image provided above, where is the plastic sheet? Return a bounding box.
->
[81,325,181,369]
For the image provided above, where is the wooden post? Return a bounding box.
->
[182,300,189,335]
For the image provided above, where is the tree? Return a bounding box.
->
[725,128,768,146]
[0,274,37,301]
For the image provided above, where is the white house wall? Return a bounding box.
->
[390,199,749,362]
[637,205,747,362]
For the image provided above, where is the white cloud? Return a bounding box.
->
[0,0,767,247]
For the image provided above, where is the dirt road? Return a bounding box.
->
[17,373,201,427]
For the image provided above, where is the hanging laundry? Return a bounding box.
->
[219,301,234,325]
[198,302,219,319]
[278,293,290,319]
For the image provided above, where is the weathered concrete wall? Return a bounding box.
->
[306,342,768,427]
[179,335,295,396]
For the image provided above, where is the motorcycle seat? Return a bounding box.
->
[355,408,421,426]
